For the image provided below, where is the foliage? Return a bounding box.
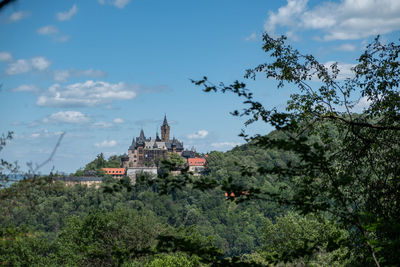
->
[0,226,56,266]
[159,152,186,172]
[72,153,123,176]
[56,208,163,266]
[156,226,224,264]
[193,34,400,266]
[5,35,399,266]
[260,212,352,265]
[0,170,273,261]
[0,131,19,188]
[144,253,202,267]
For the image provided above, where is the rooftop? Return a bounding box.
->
[188,157,206,166]
[102,168,126,175]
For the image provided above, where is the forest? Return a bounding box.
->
[0,134,353,266]
[1,34,399,266]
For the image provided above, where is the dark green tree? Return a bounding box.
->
[260,212,351,265]
[193,35,400,266]
[56,208,163,266]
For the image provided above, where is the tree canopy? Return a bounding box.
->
[1,34,399,266]
[193,34,400,266]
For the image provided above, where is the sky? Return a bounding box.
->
[1,0,400,174]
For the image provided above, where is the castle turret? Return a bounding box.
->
[155,130,161,142]
[139,129,145,140]
[137,129,146,146]
[161,114,170,142]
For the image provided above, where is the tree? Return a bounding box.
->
[56,208,163,266]
[260,212,351,265]
[0,131,18,188]
[0,0,17,11]
[193,35,400,266]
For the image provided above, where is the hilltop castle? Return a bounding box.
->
[121,115,184,168]
[57,115,206,187]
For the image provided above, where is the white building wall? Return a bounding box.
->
[126,167,158,185]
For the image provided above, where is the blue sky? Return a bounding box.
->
[1,0,399,174]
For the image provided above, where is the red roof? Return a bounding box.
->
[188,157,206,166]
[102,168,126,175]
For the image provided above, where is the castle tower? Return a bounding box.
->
[161,114,170,142]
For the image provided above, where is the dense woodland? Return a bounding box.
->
[0,135,352,266]
[1,34,400,266]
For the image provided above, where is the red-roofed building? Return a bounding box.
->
[187,157,206,173]
[102,168,126,178]
[224,190,249,199]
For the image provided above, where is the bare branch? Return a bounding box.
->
[30,132,65,175]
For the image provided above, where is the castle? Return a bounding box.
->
[121,115,184,168]
[57,115,206,187]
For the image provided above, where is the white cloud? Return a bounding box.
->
[6,57,51,75]
[53,68,107,82]
[92,121,113,128]
[187,130,209,139]
[265,0,400,41]
[324,61,356,80]
[36,80,137,107]
[265,0,308,36]
[114,0,131,8]
[53,70,70,82]
[57,4,78,21]
[95,140,117,148]
[211,142,241,148]
[55,35,71,43]
[37,25,59,35]
[77,69,107,77]
[113,118,124,123]
[31,57,51,70]
[352,96,373,112]
[9,11,30,22]
[11,84,38,92]
[0,51,12,61]
[6,59,31,74]
[31,133,40,138]
[99,0,131,9]
[334,43,356,51]
[43,111,89,124]
[244,32,257,42]
[18,129,64,140]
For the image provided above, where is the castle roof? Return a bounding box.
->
[55,176,103,182]
[188,157,206,166]
[163,114,168,126]
[165,139,183,150]
[129,116,184,151]
[156,131,161,141]
[102,168,126,175]
[139,129,145,140]
[182,150,196,159]
[144,140,167,150]
[129,137,136,150]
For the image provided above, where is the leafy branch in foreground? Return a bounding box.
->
[191,35,400,266]
[0,131,19,188]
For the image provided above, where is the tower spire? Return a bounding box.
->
[139,129,145,140]
[163,114,168,125]
[161,114,170,142]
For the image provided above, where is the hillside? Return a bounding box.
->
[0,130,352,266]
